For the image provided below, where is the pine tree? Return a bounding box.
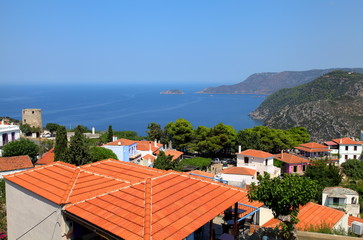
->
[66,125,90,166]
[54,125,68,162]
[107,125,113,143]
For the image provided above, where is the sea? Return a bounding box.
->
[0,84,266,136]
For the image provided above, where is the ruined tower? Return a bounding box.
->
[22,109,42,129]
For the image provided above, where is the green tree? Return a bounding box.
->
[19,123,32,136]
[65,125,90,166]
[179,157,211,170]
[209,123,236,155]
[89,146,118,162]
[236,128,262,151]
[304,159,342,202]
[248,173,318,239]
[189,126,212,154]
[2,138,39,162]
[54,125,68,162]
[146,122,163,142]
[45,123,60,136]
[107,125,113,143]
[165,119,194,151]
[153,151,175,170]
[341,159,363,180]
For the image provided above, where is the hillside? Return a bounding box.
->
[249,71,363,141]
[197,68,363,95]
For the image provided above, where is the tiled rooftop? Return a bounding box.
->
[332,137,360,145]
[0,155,33,171]
[222,167,256,176]
[274,153,310,164]
[164,149,183,160]
[36,148,55,165]
[237,149,273,158]
[262,202,345,230]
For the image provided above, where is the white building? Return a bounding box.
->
[324,138,362,164]
[0,121,20,148]
[220,166,256,187]
[322,186,360,217]
[236,149,281,178]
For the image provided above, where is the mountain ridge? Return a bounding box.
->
[198,68,363,95]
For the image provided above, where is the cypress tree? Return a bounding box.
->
[54,125,68,162]
[107,125,113,143]
[66,125,90,166]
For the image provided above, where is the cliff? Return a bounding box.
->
[249,71,363,141]
[198,68,363,95]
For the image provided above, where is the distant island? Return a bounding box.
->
[197,68,363,95]
[160,89,185,94]
[249,70,363,141]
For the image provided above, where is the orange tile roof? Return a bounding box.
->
[238,149,273,158]
[222,167,256,176]
[65,172,253,240]
[262,202,345,231]
[332,137,360,145]
[142,154,156,162]
[187,170,215,178]
[136,141,163,152]
[349,216,363,226]
[164,149,183,160]
[7,158,263,240]
[104,138,136,146]
[36,148,55,165]
[273,153,310,164]
[295,142,331,153]
[299,142,327,149]
[0,155,33,172]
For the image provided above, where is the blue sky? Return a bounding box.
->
[1,0,362,85]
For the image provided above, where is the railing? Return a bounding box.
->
[328,203,346,208]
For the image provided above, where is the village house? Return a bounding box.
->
[220,166,256,187]
[294,142,332,158]
[322,187,360,217]
[0,121,20,149]
[102,138,140,162]
[236,148,281,178]
[273,151,310,175]
[0,155,33,178]
[324,138,362,164]
[5,159,262,240]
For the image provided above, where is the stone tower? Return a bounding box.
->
[22,109,42,129]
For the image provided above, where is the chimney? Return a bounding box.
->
[1,120,3,125]
[281,150,284,158]
[149,143,152,151]
[154,139,157,147]
[238,145,241,153]
[92,127,95,135]
[113,136,118,141]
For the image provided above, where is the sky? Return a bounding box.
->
[1,0,363,85]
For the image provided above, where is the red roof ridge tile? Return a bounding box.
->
[61,168,81,204]
[144,178,152,240]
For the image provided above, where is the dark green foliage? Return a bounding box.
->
[39,139,55,155]
[70,125,90,133]
[45,123,60,135]
[341,159,363,180]
[19,123,40,136]
[0,180,6,232]
[164,119,194,151]
[209,123,236,155]
[146,122,163,142]
[236,128,262,151]
[54,126,68,162]
[179,157,211,170]
[2,138,39,162]
[189,126,212,154]
[304,160,342,202]
[107,125,113,143]
[89,147,118,162]
[248,173,318,239]
[153,151,176,170]
[65,125,90,166]
[0,116,20,124]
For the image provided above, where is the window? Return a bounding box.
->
[352,197,357,204]
[32,111,34,114]
[345,146,348,151]
[244,157,249,164]
[303,165,306,171]
[333,198,339,204]
[345,155,348,160]
[265,159,268,166]
[354,155,357,159]
[354,146,357,151]
[293,166,298,172]
[11,132,15,141]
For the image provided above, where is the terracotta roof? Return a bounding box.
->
[103,138,136,146]
[142,154,156,162]
[0,156,33,171]
[295,142,331,153]
[36,148,55,165]
[262,202,345,230]
[222,167,256,176]
[187,170,215,178]
[164,149,183,160]
[332,138,360,145]
[136,141,163,153]
[274,153,310,164]
[349,216,363,226]
[237,149,273,158]
[65,172,253,239]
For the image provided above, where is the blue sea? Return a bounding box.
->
[0,84,265,136]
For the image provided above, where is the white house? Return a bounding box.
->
[324,138,362,164]
[102,138,140,162]
[322,186,360,217]
[236,149,281,178]
[220,166,256,188]
[0,121,20,149]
